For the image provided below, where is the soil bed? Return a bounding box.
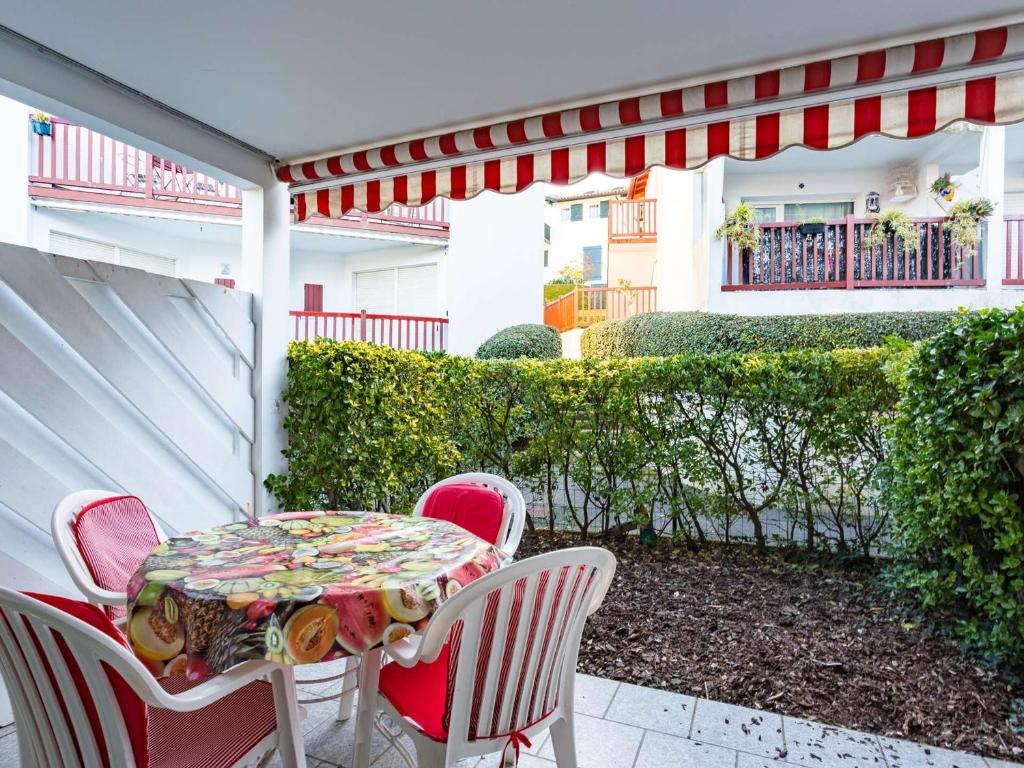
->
[519,531,1024,761]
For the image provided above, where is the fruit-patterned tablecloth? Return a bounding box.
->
[125,511,503,679]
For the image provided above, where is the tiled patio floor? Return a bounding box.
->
[0,671,1019,768]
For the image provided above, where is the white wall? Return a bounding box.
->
[543,174,623,283]
[650,166,703,311]
[447,187,545,356]
[0,97,31,248]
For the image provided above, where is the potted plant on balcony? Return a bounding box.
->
[716,202,762,252]
[797,216,827,237]
[930,173,955,203]
[866,208,919,252]
[944,197,994,255]
[30,111,51,137]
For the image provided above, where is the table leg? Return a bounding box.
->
[335,655,358,721]
[352,646,383,768]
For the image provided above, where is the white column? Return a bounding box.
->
[979,126,1006,301]
[0,96,30,247]
[241,179,291,515]
[703,158,727,312]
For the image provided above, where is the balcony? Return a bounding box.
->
[290,309,449,352]
[28,118,449,238]
[723,216,985,291]
[608,199,657,244]
[544,286,657,333]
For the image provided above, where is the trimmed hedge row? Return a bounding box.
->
[268,340,904,555]
[581,310,956,358]
[884,306,1024,668]
[476,323,562,359]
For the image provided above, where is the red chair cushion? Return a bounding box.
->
[149,677,277,768]
[24,592,149,767]
[378,642,452,742]
[70,495,160,620]
[422,484,505,546]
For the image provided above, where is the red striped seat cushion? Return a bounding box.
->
[150,677,278,768]
[70,495,160,621]
[422,484,505,545]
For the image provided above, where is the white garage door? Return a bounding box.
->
[353,264,438,316]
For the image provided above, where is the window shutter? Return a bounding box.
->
[303,283,324,312]
[396,264,439,316]
[354,269,397,314]
[570,203,582,221]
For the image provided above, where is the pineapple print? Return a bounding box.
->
[204,609,259,672]
[181,597,224,652]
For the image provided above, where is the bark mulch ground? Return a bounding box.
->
[519,531,1024,762]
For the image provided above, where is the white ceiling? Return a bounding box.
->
[2,1,1023,165]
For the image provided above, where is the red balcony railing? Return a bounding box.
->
[1005,214,1024,286]
[290,310,448,352]
[723,216,985,291]
[608,199,657,243]
[543,286,657,333]
[28,118,449,235]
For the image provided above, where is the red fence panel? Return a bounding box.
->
[289,310,448,353]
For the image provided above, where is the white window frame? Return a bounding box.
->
[741,197,855,224]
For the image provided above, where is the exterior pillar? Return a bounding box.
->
[703,158,727,311]
[241,179,291,515]
[979,126,1006,301]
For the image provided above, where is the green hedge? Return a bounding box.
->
[476,323,562,359]
[581,310,956,358]
[268,340,904,554]
[544,282,576,304]
[884,307,1024,667]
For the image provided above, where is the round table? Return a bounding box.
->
[125,510,502,678]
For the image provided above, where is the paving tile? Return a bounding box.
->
[303,713,394,765]
[605,681,696,738]
[783,718,886,767]
[473,753,556,767]
[634,729,737,768]
[988,760,1024,768]
[880,736,987,768]
[574,673,620,717]
[690,698,785,758]
[301,693,351,735]
[536,712,644,768]
[736,753,799,768]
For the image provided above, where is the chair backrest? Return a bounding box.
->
[51,490,166,620]
[0,587,158,767]
[414,473,527,556]
[417,548,615,747]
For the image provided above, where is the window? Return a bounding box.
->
[570,203,583,221]
[544,223,551,242]
[754,207,777,223]
[560,208,571,222]
[544,250,549,267]
[588,204,600,219]
[599,200,609,218]
[50,232,177,276]
[783,202,854,221]
[583,245,603,283]
[353,264,439,316]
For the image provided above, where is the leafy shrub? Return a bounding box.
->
[884,307,1024,667]
[264,340,458,512]
[268,340,902,554]
[544,282,576,304]
[582,310,956,358]
[476,323,562,360]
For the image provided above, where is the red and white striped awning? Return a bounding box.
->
[282,24,1024,220]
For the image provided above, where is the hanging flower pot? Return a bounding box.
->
[797,218,826,237]
[30,111,52,137]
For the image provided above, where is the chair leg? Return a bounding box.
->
[548,715,577,768]
[335,654,359,721]
[270,665,307,768]
[412,737,449,768]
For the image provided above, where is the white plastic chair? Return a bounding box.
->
[374,547,616,768]
[413,473,528,557]
[51,490,167,622]
[0,586,307,767]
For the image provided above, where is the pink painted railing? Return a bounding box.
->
[1005,214,1024,285]
[28,118,449,232]
[290,310,448,352]
[608,199,657,243]
[543,286,657,332]
[30,118,242,205]
[724,216,985,291]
